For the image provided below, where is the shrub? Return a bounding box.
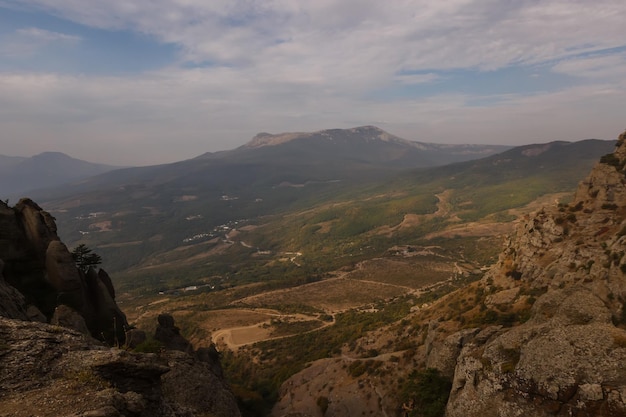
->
[600,153,623,168]
[132,337,164,353]
[400,368,452,417]
[317,396,329,414]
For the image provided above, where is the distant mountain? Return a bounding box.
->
[29,125,615,282]
[0,152,124,198]
[30,126,512,215]
[198,126,511,168]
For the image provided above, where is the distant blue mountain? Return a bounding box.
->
[0,152,124,199]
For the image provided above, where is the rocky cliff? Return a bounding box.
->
[444,131,626,416]
[0,199,241,417]
[0,198,127,343]
[271,131,626,417]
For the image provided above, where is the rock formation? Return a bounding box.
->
[0,199,241,417]
[0,315,241,417]
[0,198,127,343]
[445,131,626,416]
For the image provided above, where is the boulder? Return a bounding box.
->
[154,314,193,354]
[51,304,91,336]
[0,258,29,320]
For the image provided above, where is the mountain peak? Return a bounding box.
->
[245,131,310,148]
[243,125,405,149]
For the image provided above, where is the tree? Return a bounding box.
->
[400,368,452,417]
[71,244,103,273]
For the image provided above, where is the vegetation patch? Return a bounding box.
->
[400,368,452,417]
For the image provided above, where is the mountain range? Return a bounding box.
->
[18,127,611,293]
[0,125,624,417]
[0,151,122,198]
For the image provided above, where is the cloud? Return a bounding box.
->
[0,26,81,58]
[551,52,626,80]
[9,1,626,71]
[0,0,625,164]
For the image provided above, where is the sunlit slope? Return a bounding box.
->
[49,138,613,295]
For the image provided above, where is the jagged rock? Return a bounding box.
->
[51,304,91,336]
[0,198,240,416]
[0,316,241,417]
[162,350,240,417]
[0,198,128,344]
[426,326,480,379]
[154,313,194,354]
[196,344,224,378]
[125,329,148,349]
[446,131,626,417]
[98,268,116,300]
[14,198,58,257]
[83,267,128,344]
[45,240,84,306]
[0,258,29,320]
[25,304,47,322]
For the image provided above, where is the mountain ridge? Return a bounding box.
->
[1,151,124,198]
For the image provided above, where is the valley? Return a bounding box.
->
[7,127,620,416]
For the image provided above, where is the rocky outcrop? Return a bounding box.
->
[0,198,241,416]
[445,131,626,416]
[0,259,29,320]
[0,198,127,343]
[0,316,241,417]
[154,313,194,354]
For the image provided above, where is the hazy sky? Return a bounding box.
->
[1,0,625,165]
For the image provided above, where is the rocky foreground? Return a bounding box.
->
[446,130,626,416]
[0,199,240,417]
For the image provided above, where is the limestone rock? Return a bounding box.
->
[51,304,91,336]
[0,258,29,320]
[45,240,84,306]
[446,130,626,416]
[83,267,128,344]
[125,329,148,349]
[162,350,241,417]
[0,198,128,344]
[425,327,480,379]
[14,198,59,257]
[154,313,194,354]
[0,316,241,417]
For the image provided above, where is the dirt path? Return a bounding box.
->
[211,311,335,351]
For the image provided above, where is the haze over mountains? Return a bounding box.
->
[11,126,610,291]
[0,152,122,198]
[1,124,624,417]
[4,126,510,201]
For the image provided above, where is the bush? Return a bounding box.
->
[132,337,163,353]
[400,368,452,417]
[317,396,329,414]
[600,153,623,169]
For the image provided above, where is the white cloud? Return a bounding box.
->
[10,1,626,71]
[1,0,625,164]
[0,27,81,57]
[551,53,626,80]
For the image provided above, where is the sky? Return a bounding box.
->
[1,0,625,166]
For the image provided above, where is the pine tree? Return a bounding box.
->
[71,244,103,273]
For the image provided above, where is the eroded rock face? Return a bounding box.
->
[0,259,29,320]
[0,315,241,417]
[446,131,626,416]
[0,199,241,417]
[0,198,128,344]
[154,313,194,354]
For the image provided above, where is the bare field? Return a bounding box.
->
[345,258,454,289]
[234,276,408,313]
